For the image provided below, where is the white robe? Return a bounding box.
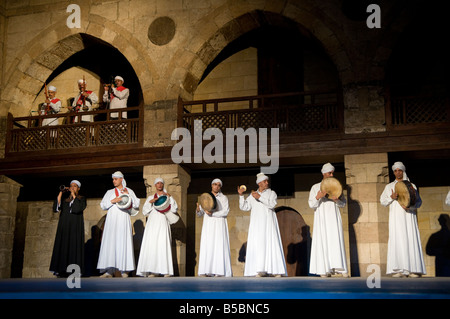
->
[103,86,129,118]
[197,192,232,277]
[380,180,426,275]
[308,182,348,275]
[97,187,140,273]
[72,91,99,122]
[136,193,178,276]
[239,189,287,276]
[445,191,450,206]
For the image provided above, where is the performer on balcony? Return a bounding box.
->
[308,163,348,278]
[136,177,178,277]
[40,85,61,126]
[97,171,140,278]
[238,173,287,277]
[103,75,129,119]
[49,180,86,277]
[196,178,232,277]
[380,161,426,278]
[72,79,98,123]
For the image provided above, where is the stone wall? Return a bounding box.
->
[19,198,146,278]
[0,176,21,278]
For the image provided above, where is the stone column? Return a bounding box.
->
[344,153,389,277]
[143,164,191,276]
[0,176,22,278]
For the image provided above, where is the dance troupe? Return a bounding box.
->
[50,161,436,278]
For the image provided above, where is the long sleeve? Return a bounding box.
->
[308,184,321,209]
[103,91,110,103]
[257,189,277,210]
[142,196,154,216]
[380,183,394,207]
[239,195,252,211]
[335,194,346,208]
[211,194,230,218]
[100,190,114,211]
[70,196,87,214]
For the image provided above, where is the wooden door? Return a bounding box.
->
[276,206,309,276]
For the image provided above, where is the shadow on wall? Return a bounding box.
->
[238,206,311,276]
[346,185,362,277]
[426,214,450,277]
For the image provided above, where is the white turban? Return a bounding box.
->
[78,79,86,84]
[70,180,81,188]
[115,76,124,82]
[392,161,409,181]
[392,162,406,172]
[112,171,126,188]
[256,173,268,184]
[154,177,164,185]
[48,85,57,92]
[211,178,222,186]
[321,163,335,174]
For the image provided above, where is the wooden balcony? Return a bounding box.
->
[386,94,450,130]
[178,90,344,135]
[5,106,143,154]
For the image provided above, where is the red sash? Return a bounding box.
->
[154,193,171,213]
[110,86,127,100]
[115,188,132,209]
[75,91,93,110]
[44,98,61,115]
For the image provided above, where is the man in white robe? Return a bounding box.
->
[238,173,287,277]
[380,161,426,278]
[196,178,232,277]
[137,178,178,277]
[97,171,140,277]
[72,79,98,123]
[103,75,130,119]
[40,85,61,126]
[308,163,348,277]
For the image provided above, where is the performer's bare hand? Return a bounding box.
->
[237,186,244,195]
[390,189,398,200]
[251,191,260,200]
[316,190,326,200]
[149,198,158,204]
[111,197,122,204]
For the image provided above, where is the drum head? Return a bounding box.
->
[154,195,170,211]
[320,177,343,198]
[198,192,217,212]
[116,194,131,209]
[395,181,415,208]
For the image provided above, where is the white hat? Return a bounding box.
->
[70,180,81,188]
[154,177,164,185]
[256,173,268,184]
[48,85,57,92]
[392,161,409,181]
[115,76,124,82]
[112,171,126,188]
[78,79,86,84]
[392,161,406,172]
[211,178,222,186]
[321,163,335,174]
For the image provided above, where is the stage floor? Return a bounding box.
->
[1,276,449,299]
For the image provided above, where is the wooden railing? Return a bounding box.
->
[6,106,143,153]
[387,94,450,129]
[178,90,343,134]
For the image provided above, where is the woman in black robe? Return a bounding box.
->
[49,180,86,277]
